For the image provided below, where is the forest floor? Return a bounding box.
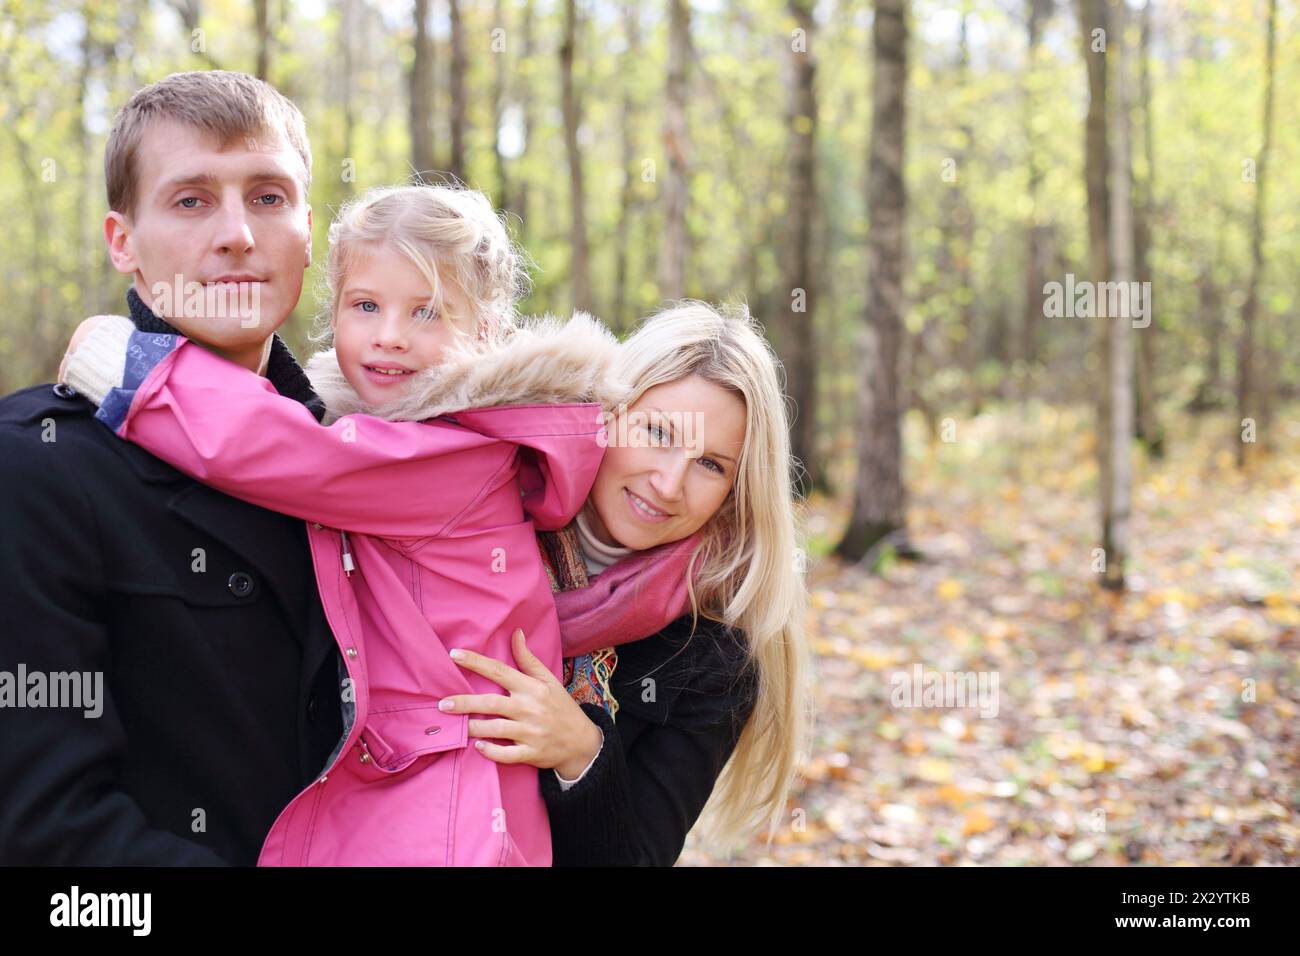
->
[681,403,1300,866]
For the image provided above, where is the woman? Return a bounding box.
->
[442,301,815,865]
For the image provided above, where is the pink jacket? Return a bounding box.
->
[77,312,624,866]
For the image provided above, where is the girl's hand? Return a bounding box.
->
[441,628,604,779]
[57,316,109,384]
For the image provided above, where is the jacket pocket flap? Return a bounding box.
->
[362,706,467,771]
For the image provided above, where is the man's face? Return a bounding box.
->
[104,118,312,369]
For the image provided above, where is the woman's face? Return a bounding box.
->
[332,244,472,407]
[585,373,747,551]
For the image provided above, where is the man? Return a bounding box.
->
[0,71,344,864]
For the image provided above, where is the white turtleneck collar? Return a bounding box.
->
[573,507,635,578]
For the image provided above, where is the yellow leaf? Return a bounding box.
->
[962,809,995,836]
[937,579,964,601]
[916,758,954,784]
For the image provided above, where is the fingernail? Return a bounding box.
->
[438,699,453,711]
[475,740,485,750]
[450,649,465,661]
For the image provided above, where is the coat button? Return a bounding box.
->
[227,571,255,598]
[359,752,371,764]
[346,647,358,659]
[53,383,78,399]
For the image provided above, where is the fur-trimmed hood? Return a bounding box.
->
[304,311,628,425]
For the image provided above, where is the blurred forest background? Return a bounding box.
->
[1,0,1297,865]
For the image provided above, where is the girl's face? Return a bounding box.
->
[584,374,747,551]
[332,243,472,407]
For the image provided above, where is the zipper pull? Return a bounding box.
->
[340,530,356,576]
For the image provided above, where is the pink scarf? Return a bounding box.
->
[554,532,701,658]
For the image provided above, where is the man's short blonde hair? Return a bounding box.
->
[105,70,312,217]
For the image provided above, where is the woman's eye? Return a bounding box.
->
[699,457,724,475]
[648,424,667,441]
[357,301,378,313]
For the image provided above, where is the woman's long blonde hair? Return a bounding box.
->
[617,300,814,853]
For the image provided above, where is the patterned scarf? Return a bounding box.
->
[537,524,621,717]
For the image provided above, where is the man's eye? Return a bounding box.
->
[177,197,202,209]
[254,194,284,206]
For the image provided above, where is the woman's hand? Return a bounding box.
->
[441,628,604,779]
[57,316,108,384]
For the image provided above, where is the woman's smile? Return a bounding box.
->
[625,488,672,522]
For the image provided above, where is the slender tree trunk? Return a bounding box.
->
[408,0,436,177]
[783,0,821,494]
[1079,0,1116,587]
[614,2,641,332]
[1132,0,1163,456]
[1188,271,1224,412]
[448,0,467,184]
[254,0,271,80]
[1237,0,1277,466]
[491,0,509,212]
[516,0,535,246]
[1101,0,1134,592]
[339,0,356,198]
[659,0,690,299]
[560,0,592,314]
[1021,0,1051,384]
[836,0,909,564]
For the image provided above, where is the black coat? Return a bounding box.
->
[542,613,760,866]
[0,295,344,865]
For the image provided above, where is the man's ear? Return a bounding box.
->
[104,212,138,275]
[304,205,313,269]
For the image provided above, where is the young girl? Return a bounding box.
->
[61,184,626,866]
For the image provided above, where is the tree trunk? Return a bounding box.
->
[1236,0,1277,466]
[783,0,821,495]
[1132,0,1163,456]
[254,0,271,80]
[1020,0,1051,384]
[836,0,909,564]
[339,0,356,198]
[560,0,592,314]
[491,0,509,212]
[1100,0,1135,592]
[408,0,436,177]
[516,0,535,246]
[613,2,641,332]
[448,0,467,184]
[659,0,690,300]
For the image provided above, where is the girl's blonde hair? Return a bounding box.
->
[314,182,527,343]
[617,300,814,853]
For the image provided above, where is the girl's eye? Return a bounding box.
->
[413,306,437,322]
[254,193,284,206]
[357,301,378,313]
